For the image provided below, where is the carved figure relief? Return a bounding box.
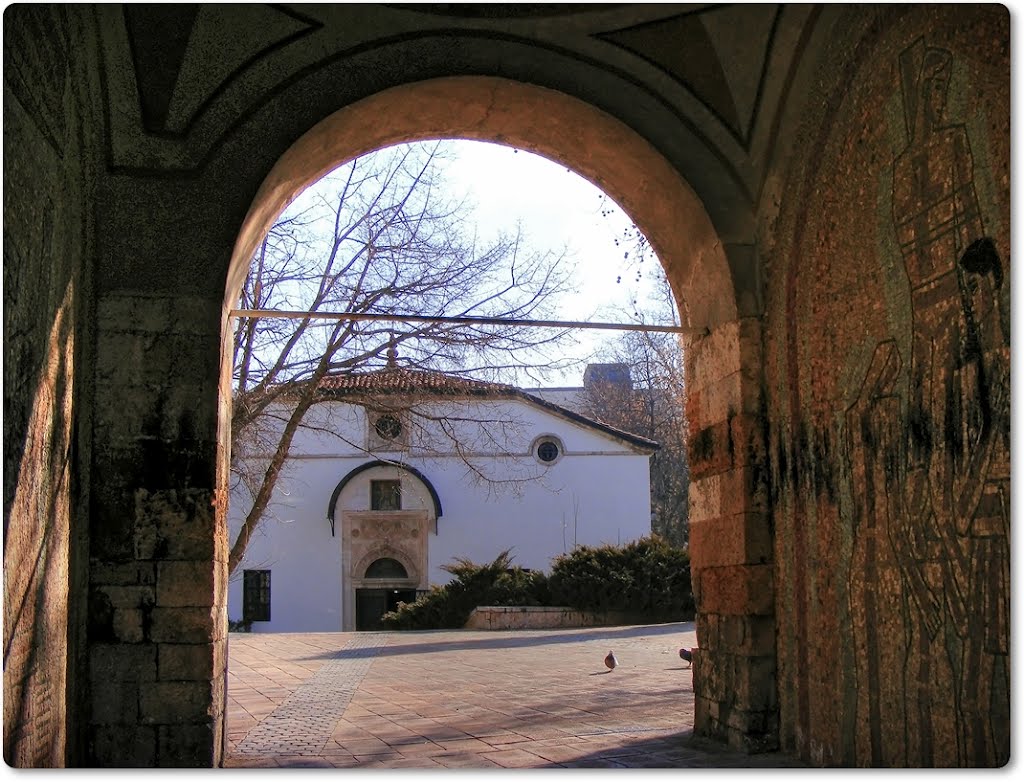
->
[844,38,1009,766]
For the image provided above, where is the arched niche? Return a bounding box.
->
[326,460,442,536]
[364,558,409,579]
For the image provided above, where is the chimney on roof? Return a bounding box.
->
[583,363,632,390]
[386,336,398,368]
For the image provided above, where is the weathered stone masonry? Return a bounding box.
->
[761,5,1009,767]
[86,294,227,765]
[3,5,101,767]
[687,317,776,752]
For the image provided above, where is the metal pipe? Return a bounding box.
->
[228,308,705,336]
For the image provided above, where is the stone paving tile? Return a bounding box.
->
[535,735,592,748]
[474,732,531,746]
[378,733,424,746]
[368,756,446,768]
[479,747,551,768]
[233,633,386,757]
[432,752,503,768]
[411,724,472,739]
[436,737,498,753]
[226,623,807,769]
[352,751,404,763]
[335,739,393,755]
[393,743,448,759]
[222,755,277,768]
[273,756,334,768]
[561,757,630,768]
[326,755,362,767]
[513,726,575,741]
[391,740,447,756]
[465,726,517,739]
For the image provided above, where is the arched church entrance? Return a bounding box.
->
[354,558,417,631]
[328,461,440,631]
[222,75,773,755]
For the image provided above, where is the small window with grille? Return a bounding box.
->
[371,479,402,511]
[243,569,271,622]
[532,435,564,465]
[374,413,403,440]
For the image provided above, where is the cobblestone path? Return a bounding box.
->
[232,633,387,757]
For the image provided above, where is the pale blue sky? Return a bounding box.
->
[438,140,675,384]
[441,140,669,326]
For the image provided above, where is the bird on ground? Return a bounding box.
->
[679,648,693,668]
[604,651,618,671]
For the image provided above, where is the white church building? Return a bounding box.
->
[227,365,657,632]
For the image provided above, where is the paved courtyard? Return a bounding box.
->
[224,622,803,768]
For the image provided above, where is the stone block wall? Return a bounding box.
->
[686,317,777,753]
[465,606,635,631]
[86,294,228,766]
[760,5,1009,767]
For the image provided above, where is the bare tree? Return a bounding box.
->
[582,343,689,546]
[582,214,690,546]
[229,142,576,573]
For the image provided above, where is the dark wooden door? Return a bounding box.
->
[386,588,417,614]
[356,588,418,630]
[355,589,387,630]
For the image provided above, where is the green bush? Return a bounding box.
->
[380,550,549,630]
[547,536,693,620]
[490,567,550,607]
[380,583,459,630]
[380,537,692,630]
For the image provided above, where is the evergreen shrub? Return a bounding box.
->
[547,536,693,620]
[380,550,549,630]
[380,537,692,630]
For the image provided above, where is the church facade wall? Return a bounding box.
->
[228,396,654,633]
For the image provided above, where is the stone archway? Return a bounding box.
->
[222,76,774,753]
[224,76,736,330]
[351,550,423,631]
[6,5,1006,769]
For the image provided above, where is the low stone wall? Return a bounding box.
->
[465,606,633,630]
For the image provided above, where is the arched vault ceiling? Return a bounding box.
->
[597,4,779,147]
[99,3,819,214]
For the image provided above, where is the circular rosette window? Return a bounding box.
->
[532,435,564,465]
[374,413,403,440]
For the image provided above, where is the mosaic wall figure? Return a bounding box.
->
[845,38,1009,766]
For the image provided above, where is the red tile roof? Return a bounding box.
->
[317,367,511,397]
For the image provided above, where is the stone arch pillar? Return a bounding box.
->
[686,318,776,752]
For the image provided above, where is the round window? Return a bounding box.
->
[374,414,402,440]
[535,438,561,463]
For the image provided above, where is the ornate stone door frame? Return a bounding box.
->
[340,510,430,631]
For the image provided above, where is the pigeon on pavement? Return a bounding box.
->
[679,648,693,668]
[604,651,618,670]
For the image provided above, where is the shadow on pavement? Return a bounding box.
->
[538,730,808,769]
[292,621,695,661]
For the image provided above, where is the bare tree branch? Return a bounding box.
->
[229,141,582,573]
[584,277,689,546]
